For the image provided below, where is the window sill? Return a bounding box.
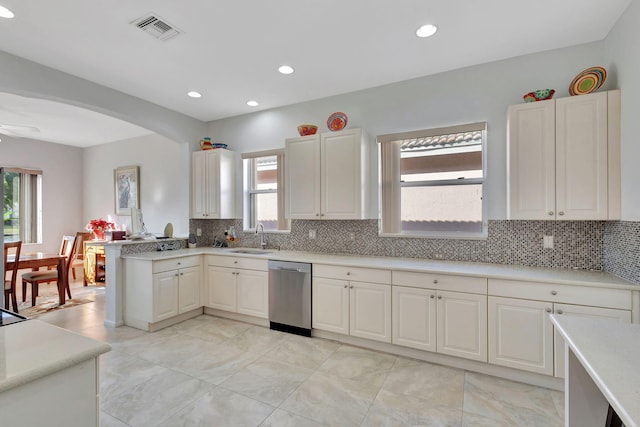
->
[242,229,291,235]
[378,231,488,241]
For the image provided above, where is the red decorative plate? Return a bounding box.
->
[327,112,348,131]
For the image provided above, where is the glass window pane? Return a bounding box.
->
[254,155,277,190]
[252,192,278,230]
[400,184,483,233]
[3,171,20,242]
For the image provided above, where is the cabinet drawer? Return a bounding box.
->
[392,271,487,294]
[153,256,201,274]
[313,264,391,284]
[488,279,632,310]
[207,255,268,271]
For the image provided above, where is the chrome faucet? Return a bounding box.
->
[256,223,267,250]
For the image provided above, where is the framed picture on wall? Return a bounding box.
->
[114,166,140,215]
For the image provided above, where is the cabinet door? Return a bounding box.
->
[553,303,631,378]
[191,151,208,218]
[507,100,556,219]
[349,281,391,343]
[206,266,236,312]
[321,128,364,219]
[488,296,554,375]
[555,92,608,219]
[285,135,321,219]
[392,286,436,352]
[236,269,269,319]
[178,266,201,314]
[312,277,349,335]
[436,291,487,362]
[152,270,179,321]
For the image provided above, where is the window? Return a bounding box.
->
[2,167,42,243]
[379,122,486,237]
[242,150,289,231]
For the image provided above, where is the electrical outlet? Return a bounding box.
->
[196,228,202,236]
[348,232,355,241]
[434,253,444,260]
[543,235,554,249]
[309,229,316,239]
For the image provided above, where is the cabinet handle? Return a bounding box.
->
[556,309,564,315]
[548,211,554,216]
[558,212,565,216]
[546,308,552,313]
[433,279,438,284]
[430,295,435,299]
[551,291,557,296]
[437,295,442,300]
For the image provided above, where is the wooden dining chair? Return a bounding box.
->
[69,231,91,285]
[21,235,78,306]
[3,240,22,312]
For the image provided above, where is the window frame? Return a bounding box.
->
[378,122,488,239]
[241,149,290,233]
[2,166,43,244]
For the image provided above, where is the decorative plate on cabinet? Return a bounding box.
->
[327,112,348,131]
[569,66,606,96]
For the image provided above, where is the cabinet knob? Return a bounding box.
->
[558,212,565,216]
[316,213,320,217]
[546,308,552,313]
[346,272,351,276]
[177,262,181,265]
[344,284,348,288]
[234,261,238,264]
[180,272,184,276]
[174,273,179,277]
[437,295,442,300]
[349,285,354,289]
[433,279,438,284]
[548,211,554,216]
[557,309,564,315]
[430,295,435,299]
[551,290,557,296]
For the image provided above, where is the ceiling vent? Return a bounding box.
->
[131,13,182,41]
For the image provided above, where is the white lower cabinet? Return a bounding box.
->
[312,265,391,343]
[488,279,633,377]
[125,255,202,330]
[391,272,488,362]
[488,296,554,375]
[205,255,269,319]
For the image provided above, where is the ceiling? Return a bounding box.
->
[0,0,632,146]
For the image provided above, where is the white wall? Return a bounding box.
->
[604,0,640,220]
[208,42,606,220]
[0,136,83,253]
[82,134,190,237]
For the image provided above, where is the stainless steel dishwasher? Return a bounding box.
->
[268,260,312,337]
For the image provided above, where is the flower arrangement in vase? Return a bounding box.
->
[86,218,116,240]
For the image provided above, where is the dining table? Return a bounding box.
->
[6,252,68,306]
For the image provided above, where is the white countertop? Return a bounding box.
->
[551,315,640,427]
[0,320,111,392]
[122,247,638,290]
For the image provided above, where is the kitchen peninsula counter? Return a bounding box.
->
[0,319,111,426]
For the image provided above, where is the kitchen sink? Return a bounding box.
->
[229,249,272,255]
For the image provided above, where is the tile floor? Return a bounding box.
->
[35,281,564,427]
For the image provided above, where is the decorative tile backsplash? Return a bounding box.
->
[190,218,610,272]
[604,221,640,285]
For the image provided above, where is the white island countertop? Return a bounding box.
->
[551,315,640,427]
[0,320,111,392]
[122,247,639,290]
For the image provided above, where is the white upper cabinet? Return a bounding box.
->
[285,128,371,219]
[507,90,620,220]
[191,149,237,219]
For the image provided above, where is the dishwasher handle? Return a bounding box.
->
[274,267,303,273]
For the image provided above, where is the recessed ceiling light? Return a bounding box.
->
[247,100,259,107]
[278,65,294,75]
[0,5,15,18]
[416,24,437,38]
[187,91,202,98]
